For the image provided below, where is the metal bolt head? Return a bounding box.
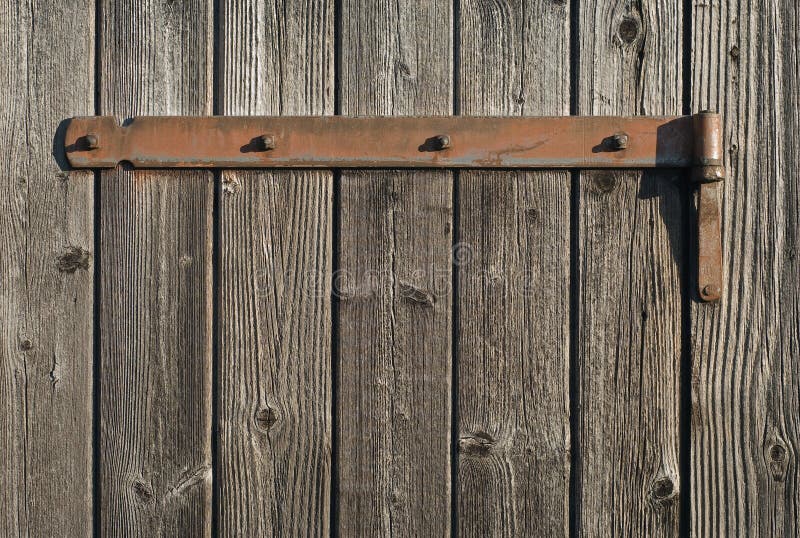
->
[611,132,629,150]
[701,284,720,298]
[259,134,276,151]
[85,134,99,150]
[434,134,451,150]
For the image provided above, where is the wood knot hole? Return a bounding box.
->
[593,172,618,193]
[132,480,154,503]
[254,407,279,432]
[770,444,786,462]
[399,282,435,307]
[766,442,790,481]
[57,246,92,273]
[651,477,676,502]
[19,339,33,351]
[618,17,640,44]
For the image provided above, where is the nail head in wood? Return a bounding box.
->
[259,134,276,151]
[611,132,629,150]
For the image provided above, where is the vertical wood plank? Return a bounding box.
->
[337,1,453,535]
[456,1,571,536]
[98,1,213,535]
[0,0,94,535]
[691,1,800,535]
[218,1,334,535]
[576,1,683,535]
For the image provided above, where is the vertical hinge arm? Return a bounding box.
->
[692,111,725,302]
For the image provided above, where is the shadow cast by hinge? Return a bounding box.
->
[240,136,270,153]
[655,116,693,167]
[636,169,687,297]
[591,136,623,153]
[52,118,73,171]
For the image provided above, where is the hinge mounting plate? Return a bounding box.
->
[64,112,724,302]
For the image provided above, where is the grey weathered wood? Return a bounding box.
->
[691,1,800,535]
[456,1,571,536]
[98,1,213,535]
[576,1,683,535]
[218,0,334,535]
[0,1,94,535]
[337,1,453,535]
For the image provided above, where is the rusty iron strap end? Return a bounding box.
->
[692,111,724,303]
[63,115,697,169]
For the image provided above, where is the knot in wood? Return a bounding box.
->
[618,16,641,44]
[132,480,154,504]
[770,444,786,462]
[57,246,92,273]
[650,476,677,504]
[766,442,790,481]
[254,406,279,432]
[593,171,618,193]
[459,432,496,458]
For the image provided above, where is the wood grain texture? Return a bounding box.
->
[576,1,683,535]
[0,0,94,535]
[98,0,213,535]
[456,0,571,536]
[218,0,334,535]
[337,1,453,535]
[691,1,800,535]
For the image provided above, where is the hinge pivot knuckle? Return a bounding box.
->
[692,111,725,182]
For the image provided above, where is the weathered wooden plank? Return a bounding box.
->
[576,1,683,535]
[98,1,213,535]
[218,0,334,535]
[0,0,94,535]
[456,0,571,535]
[691,1,800,535]
[337,1,453,535]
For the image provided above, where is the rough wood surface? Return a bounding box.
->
[218,0,334,535]
[0,1,94,535]
[691,1,800,535]
[337,1,453,535]
[98,1,213,535]
[576,1,683,535]
[456,0,571,536]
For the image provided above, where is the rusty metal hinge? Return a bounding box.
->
[63,112,724,301]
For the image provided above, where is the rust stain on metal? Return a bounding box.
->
[64,115,695,169]
[697,183,723,302]
[692,112,725,303]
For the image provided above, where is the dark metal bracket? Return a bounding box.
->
[64,112,724,301]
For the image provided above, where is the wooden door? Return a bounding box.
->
[1,0,798,536]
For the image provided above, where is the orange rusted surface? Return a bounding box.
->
[696,183,723,302]
[692,111,723,166]
[692,111,725,303]
[64,112,725,302]
[64,115,695,169]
